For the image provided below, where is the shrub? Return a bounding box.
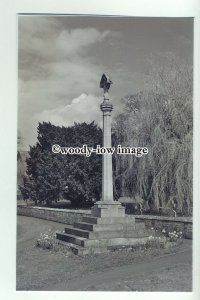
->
[36,229,57,250]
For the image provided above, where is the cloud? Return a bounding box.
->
[55,28,110,58]
[35,93,102,127]
[18,17,192,150]
[19,17,111,62]
[18,58,104,127]
[18,17,113,149]
[20,94,102,148]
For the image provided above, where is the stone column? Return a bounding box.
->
[91,74,125,218]
[100,98,113,202]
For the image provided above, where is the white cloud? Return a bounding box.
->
[19,17,111,61]
[55,28,110,58]
[19,94,102,148]
[35,93,102,127]
[18,17,112,149]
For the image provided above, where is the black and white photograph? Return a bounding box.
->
[16,14,194,292]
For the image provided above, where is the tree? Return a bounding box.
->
[20,121,102,207]
[113,58,192,216]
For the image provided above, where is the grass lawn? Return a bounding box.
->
[17,215,192,291]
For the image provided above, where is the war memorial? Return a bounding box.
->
[56,74,155,254]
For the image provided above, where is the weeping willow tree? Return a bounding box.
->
[113,59,192,216]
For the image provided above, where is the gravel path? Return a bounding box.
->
[17,215,192,291]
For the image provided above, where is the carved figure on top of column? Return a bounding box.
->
[100,73,113,100]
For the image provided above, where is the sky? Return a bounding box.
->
[18,16,193,150]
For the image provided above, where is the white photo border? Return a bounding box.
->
[0,1,199,300]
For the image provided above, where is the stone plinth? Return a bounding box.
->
[56,211,155,255]
[92,201,125,218]
[56,201,155,255]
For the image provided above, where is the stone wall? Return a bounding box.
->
[17,206,192,239]
[134,215,192,239]
[17,205,91,225]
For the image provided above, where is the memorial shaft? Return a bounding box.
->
[100,100,113,202]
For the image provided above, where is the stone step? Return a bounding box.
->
[74,222,94,231]
[56,232,86,246]
[56,239,90,255]
[60,239,126,255]
[56,237,116,255]
[82,216,99,224]
[56,236,153,254]
[65,227,90,238]
[83,236,151,248]
[82,216,135,225]
[65,226,153,240]
[74,221,137,232]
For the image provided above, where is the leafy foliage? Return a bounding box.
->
[113,60,192,216]
[20,121,102,207]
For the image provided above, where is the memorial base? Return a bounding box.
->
[56,201,155,255]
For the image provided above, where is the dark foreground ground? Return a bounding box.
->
[17,215,192,291]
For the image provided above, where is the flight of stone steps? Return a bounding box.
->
[56,215,155,255]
